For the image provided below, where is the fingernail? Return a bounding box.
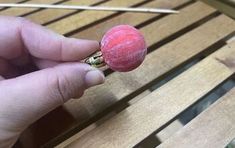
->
[85,69,105,87]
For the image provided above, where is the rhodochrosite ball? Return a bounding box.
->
[100,25,147,72]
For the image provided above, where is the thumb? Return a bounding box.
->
[0,63,104,132]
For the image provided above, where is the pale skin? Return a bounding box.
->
[0,16,105,147]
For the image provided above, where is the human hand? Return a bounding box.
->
[0,16,105,147]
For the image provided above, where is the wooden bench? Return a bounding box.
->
[1,0,235,147]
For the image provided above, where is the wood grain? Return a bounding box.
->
[159,84,235,148]
[66,42,235,148]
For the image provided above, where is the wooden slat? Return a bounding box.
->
[0,0,24,4]
[47,0,147,34]
[66,41,235,148]
[159,86,235,148]
[71,0,191,40]
[25,0,104,25]
[64,2,221,120]
[0,0,62,16]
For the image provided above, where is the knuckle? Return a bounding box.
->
[50,70,70,103]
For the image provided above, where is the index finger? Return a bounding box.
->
[0,16,99,61]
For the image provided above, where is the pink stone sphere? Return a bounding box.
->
[101,25,147,72]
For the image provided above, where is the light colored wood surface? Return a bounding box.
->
[66,41,235,148]
[0,0,23,3]
[159,84,235,148]
[0,0,62,16]
[1,0,233,147]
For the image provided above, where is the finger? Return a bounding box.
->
[0,16,99,61]
[0,63,104,131]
